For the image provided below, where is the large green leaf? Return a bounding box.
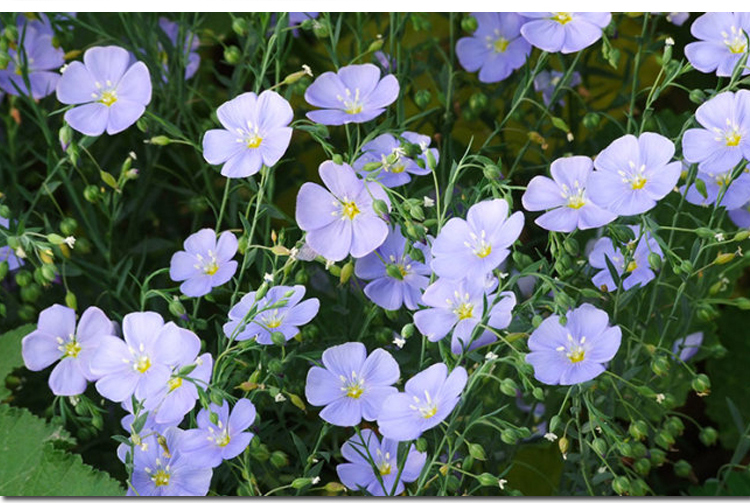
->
[0,404,124,496]
[0,324,35,400]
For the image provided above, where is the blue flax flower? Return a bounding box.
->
[305,342,399,427]
[0,217,24,271]
[223,285,320,344]
[682,90,750,175]
[305,63,399,125]
[588,226,662,292]
[22,304,115,396]
[169,228,238,297]
[296,160,391,261]
[519,13,611,54]
[522,155,616,232]
[672,332,703,362]
[456,13,531,83]
[685,13,750,77]
[143,353,213,425]
[685,170,750,209]
[430,198,524,281]
[158,17,200,80]
[56,45,152,136]
[128,427,213,496]
[352,132,435,188]
[526,303,621,385]
[588,133,681,216]
[181,399,257,468]
[337,429,426,496]
[377,363,468,441]
[0,19,64,99]
[354,225,431,311]
[533,70,582,106]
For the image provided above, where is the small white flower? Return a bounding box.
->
[274,393,286,403]
[264,272,274,283]
[655,393,665,404]
[393,335,406,349]
[485,351,499,361]
[715,233,725,242]
[312,476,321,485]
[498,479,507,490]
[302,64,313,77]
[128,151,137,160]
[15,247,26,259]
[289,247,299,260]
[68,395,80,406]
[498,271,509,280]
[64,236,76,248]
[665,37,675,47]
[325,259,335,270]
[597,466,607,474]
[566,132,574,142]
[544,432,558,442]
[423,196,435,208]
[59,64,69,74]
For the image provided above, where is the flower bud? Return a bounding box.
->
[271,331,286,346]
[232,17,249,36]
[612,476,630,495]
[339,261,354,284]
[468,443,487,461]
[401,323,415,339]
[691,373,711,395]
[291,477,313,489]
[148,135,171,146]
[0,261,8,281]
[469,92,488,113]
[634,458,651,476]
[532,387,544,401]
[362,161,382,172]
[83,185,100,203]
[461,14,478,33]
[224,45,241,65]
[549,415,561,433]
[501,429,518,444]
[15,270,32,287]
[629,420,648,441]
[323,482,347,493]
[592,437,607,456]
[648,252,662,270]
[558,436,569,455]
[312,20,330,38]
[689,89,706,104]
[270,450,289,468]
[714,252,735,265]
[47,233,66,246]
[169,296,186,317]
[563,238,579,256]
[655,430,675,449]
[59,124,73,152]
[582,112,600,129]
[532,315,543,328]
[673,459,692,478]
[255,282,270,301]
[679,260,694,274]
[331,153,343,165]
[41,263,58,282]
[665,416,685,436]
[499,378,518,397]
[414,89,431,109]
[21,283,42,303]
[59,217,78,236]
[367,37,384,53]
[477,472,498,487]
[18,304,36,321]
[483,163,501,181]
[699,426,718,446]
[735,230,750,241]
[372,198,389,217]
[651,356,669,377]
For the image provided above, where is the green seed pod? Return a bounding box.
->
[0,261,7,281]
[270,450,289,468]
[674,459,692,478]
[232,17,249,36]
[271,331,287,346]
[665,416,685,436]
[500,429,518,444]
[372,199,389,217]
[416,437,428,452]
[312,20,330,38]
[699,426,718,446]
[631,441,647,459]
[618,442,633,457]
[549,415,561,433]
[59,217,78,236]
[461,14,478,33]
[692,373,711,395]
[414,89,431,109]
[612,476,630,495]
[532,388,544,401]
[224,45,241,65]
[477,472,498,487]
[696,304,717,322]
[469,92,488,113]
[735,230,750,241]
[634,458,651,477]
[339,262,354,284]
[76,237,92,254]
[629,420,649,441]
[168,296,186,318]
[592,438,607,456]
[558,436,569,455]
[148,135,171,146]
[483,163,501,181]
[679,260,694,274]
[362,161,382,172]
[647,252,662,270]
[468,443,487,461]
[655,430,675,450]
[83,185,100,203]
[0,205,10,219]
[21,283,43,303]
[563,238,579,256]
[582,112,601,129]
[18,304,36,321]
[651,356,670,377]
[401,323,415,339]
[331,153,344,165]
[291,477,313,489]
[532,315,543,328]
[499,378,518,397]
[630,478,650,497]
[15,270,32,287]
[689,89,706,104]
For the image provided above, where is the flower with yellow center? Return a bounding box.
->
[152,469,170,487]
[340,371,366,399]
[340,200,360,220]
[722,26,747,54]
[409,390,439,419]
[551,12,573,25]
[167,376,183,391]
[454,302,474,320]
[493,37,510,53]
[338,88,364,115]
[56,334,82,359]
[133,354,152,374]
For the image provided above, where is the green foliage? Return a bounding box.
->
[0,404,124,496]
[0,324,34,400]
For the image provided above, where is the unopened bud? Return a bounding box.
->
[367,37,384,53]
[558,436,569,455]
[148,135,171,146]
[224,45,241,65]
[714,252,735,265]
[689,89,706,105]
[414,89,431,109]
[691,373,711,395]
[232,17,249,36]
[373,199,389,217]
[169,296,186,317]
[499,378,518,397]
[461,14,478,33]
[612,476,630,495]
[477,472,498,487]
[699,426,718,446]
[339,261,354,284]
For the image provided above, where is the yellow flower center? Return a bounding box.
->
[216,431,231,447]
[410,390,439,419]
[246,134,262,149]
[99,90,118,107]
[493,37,509,53]
[267,319,282,329]
[152,469,170,487]
[204,261,219,275]
[723,26,747,54]
[391,163,406,173]
[341,200,360,220]
[626,260,638,273]
[168,377,183,391]
[559,334,587,364]
[568,347,586,363]
[630,176,647,190]
[378,461,392,476]
[134,355,151,374]
[567,195,586,209]
[454,302,474,320]
[552,12,573,25]
[726,130,742,147]
[475,243,492,258]
[63,340,82,359]
[340,371,366,399]
[338,88,364,115]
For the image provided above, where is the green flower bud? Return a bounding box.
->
[582,112,601,129]
[558,436,569,455]
[680,260,694,274]
[563,238,579,255]
[41,263,57,282]
[47,233,65,245]
[483,163,501,181]
[461,15,478,33]
[0,205,10,219]
[477,472,498,487]
[634,458,651,476]
[689,89,706,105]
[592,437,607,456]
[612,476,631,495]
[651,356,670,377]
[631,441,647,459]
[224,45,241,65]
[665,416,685,436]
[532,315,543,328]
[500,429,518,444]
[291,477,313,489]
[60,217,78,236]
[83,185,100,203]
[362,161,382,172]
[629,420,649,441]
[691,373,711,395]
[735,230,750,241]
[21,283,42,303]
[148,135,172,146]
[416,437,428,452]
[270,450,289,468]
[630,479,650,497]
[340,261,354,285]
[468,443,487,461]
[75,237,92,254]
[647,252,662,270]
[312,20,330,38]
[373,198,390,217]
[271,331,287,346]
[549,415,561,433]
[696,304,717,321]
[294,268,309,285]
[15,270,32,287]
[401,323,415,339]
[674,459,692,478]
[414,89,431,109]
[618,442,633,457]
[469,92,488,113]
[232,17,249,36]
[655,430,675,450]
[331,153,344,165]
[532,387,545,401]
[168,296,186,317]
[499,378,518,397]
[18,304,36,321]
[699,426,718,446]
[367,38,384,53]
